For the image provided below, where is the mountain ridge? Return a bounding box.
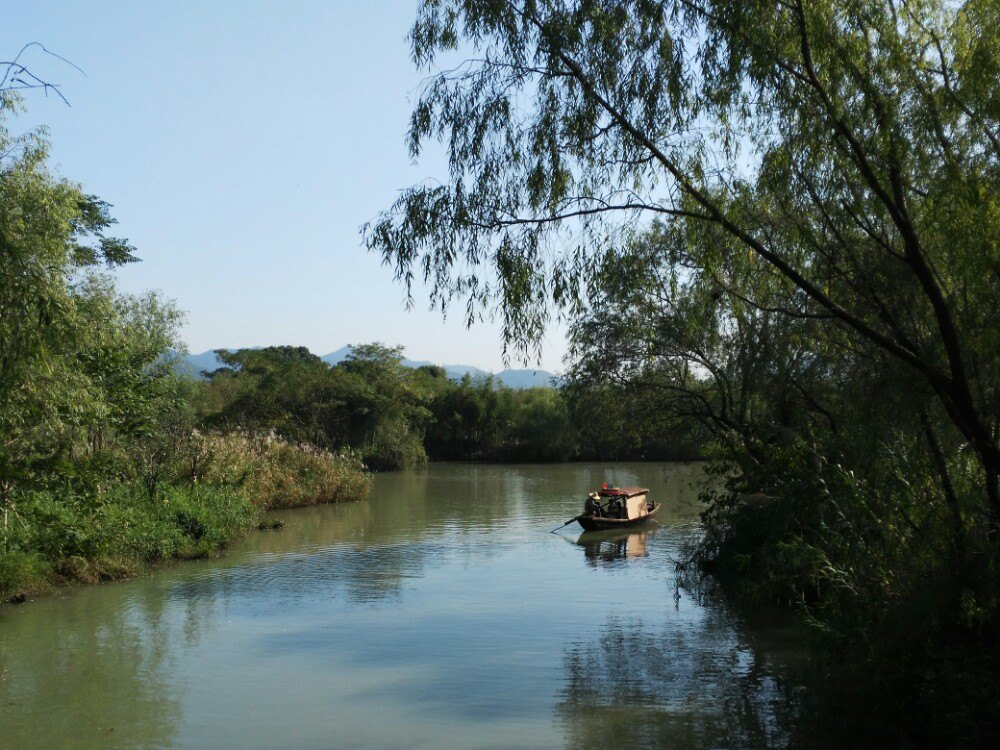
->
[175,346,560,389]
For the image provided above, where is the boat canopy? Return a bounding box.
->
[597,486,649,498]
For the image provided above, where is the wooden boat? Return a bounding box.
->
[578,485,660,531]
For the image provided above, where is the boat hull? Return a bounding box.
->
[577,502,660,531]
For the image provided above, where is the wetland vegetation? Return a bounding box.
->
[4,0,1000,745]
[0,93,693,602]
[0,94,373,599]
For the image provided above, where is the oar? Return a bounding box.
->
[551,514,583,533]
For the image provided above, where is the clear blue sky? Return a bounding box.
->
[2,1,568,372]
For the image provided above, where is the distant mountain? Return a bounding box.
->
[495,369,559,389]
[319,346,556,386]
[319,346,352,366]
[174,349,226,377]
[443,364,490,381]
[177,346,559,389]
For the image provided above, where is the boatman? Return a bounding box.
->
[585,493,603,517]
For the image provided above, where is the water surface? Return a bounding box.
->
[0,463,802,748]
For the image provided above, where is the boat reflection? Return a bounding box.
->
[576,528,654,566]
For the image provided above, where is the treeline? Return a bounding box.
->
[0,95,369,600]
[0,90,697,600]
[191,344,704,469]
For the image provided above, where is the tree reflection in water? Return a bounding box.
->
[558,607,802,749]
[0,588,183,749]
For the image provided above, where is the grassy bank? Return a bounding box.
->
[1,434,372,602]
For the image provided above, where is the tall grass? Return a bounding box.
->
[191,431,373,508]
[1,431,371,599]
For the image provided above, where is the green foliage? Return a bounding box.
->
[365,1,1000,743]
[362,419,429,471]
[0,100,374,601]
[425,375,597,461]
[0,484,257,592]
[198,346,336,445]
[198,344,433,470]
[0,433,373,599]
[0,95,180,553]
[568,216,1000,742]
[562,376,707,461]
[507,387,575,461]
[193,341,705,465]
[339,343,434,459]
[0,551,52,596]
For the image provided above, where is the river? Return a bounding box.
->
[0,462,804,749]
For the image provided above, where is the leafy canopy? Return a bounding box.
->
[366,0,1000,506]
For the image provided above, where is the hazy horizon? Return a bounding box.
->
[1,1,570,372]
[182,343,561,374]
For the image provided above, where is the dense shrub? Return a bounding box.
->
[697,437,1000,747]
[361,421,428,472]
[0,484,256,594]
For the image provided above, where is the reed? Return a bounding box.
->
[1,432,372,600]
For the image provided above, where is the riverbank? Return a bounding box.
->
[1,435,372,603]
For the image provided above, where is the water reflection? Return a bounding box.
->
[0,463,804,749]
[558,610,801,750]
[0,586,183,748]
[576,528,654,566]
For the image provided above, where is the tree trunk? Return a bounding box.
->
[1,480,10,554]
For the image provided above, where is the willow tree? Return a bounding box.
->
[366,0,999,516]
